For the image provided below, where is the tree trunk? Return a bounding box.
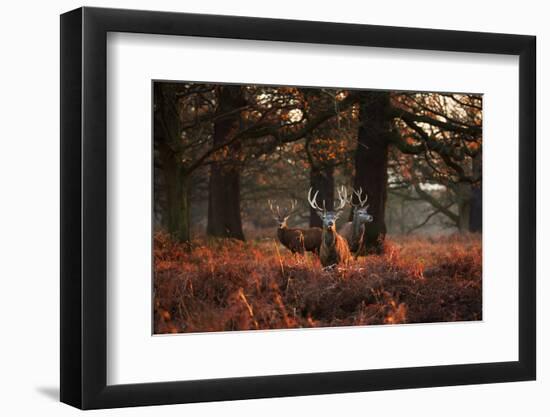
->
[353,92,391,253]
[469,151,482,232]
[457,182,472,233]
[207,161,244,240]
[156,141,191,241]
[207,86,246,240]
[399,198,406,235]
[309,164,334,227]
[469,185,482,232]
[154,83,191,242]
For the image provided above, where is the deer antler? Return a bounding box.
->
[351,187,368,208]
[268,200,281,218]
[287,199,298,215]
[269,199,298,219]
[282,199,298,218]
[334,185,348,212]
[307,188,325,214]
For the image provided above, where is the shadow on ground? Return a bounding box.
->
[36,386,59,401]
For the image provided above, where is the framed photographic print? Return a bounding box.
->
[60,6,536,409]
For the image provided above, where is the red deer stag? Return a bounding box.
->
[268,200,323,255]
[339,187,374,257]
[307,186,352,267]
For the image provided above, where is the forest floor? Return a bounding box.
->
[153,232,482,334]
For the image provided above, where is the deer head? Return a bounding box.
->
[268,199,298,229]
[349,187,373,224]
[308,186,348,231]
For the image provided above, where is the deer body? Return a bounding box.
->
[302,227,322,253]
[308,186,352,267]
[277,226,305,254]
[269,199,321,255]
[320,227,351,267]
[339,218,364,253]
[340,188,373,257]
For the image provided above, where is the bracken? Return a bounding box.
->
[153,231,482,334]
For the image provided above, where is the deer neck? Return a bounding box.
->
[323,227,336,248]
[352,214,363,242]
[277,226,286,241]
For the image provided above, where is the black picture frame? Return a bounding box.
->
[60,6,536,410]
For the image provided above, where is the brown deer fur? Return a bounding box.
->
[320,226,351,267]
[269,200,323,256]
[269,199,321,255]
[277,226,305,254]
[302,227,322,254]
[308,186,352,267]
[340,188,373,258]
[277,225,322,255]
[338,222,355,250]
[339,220,365,254]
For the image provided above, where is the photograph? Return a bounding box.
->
[0,0,539,413]
[152,82,483,334]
